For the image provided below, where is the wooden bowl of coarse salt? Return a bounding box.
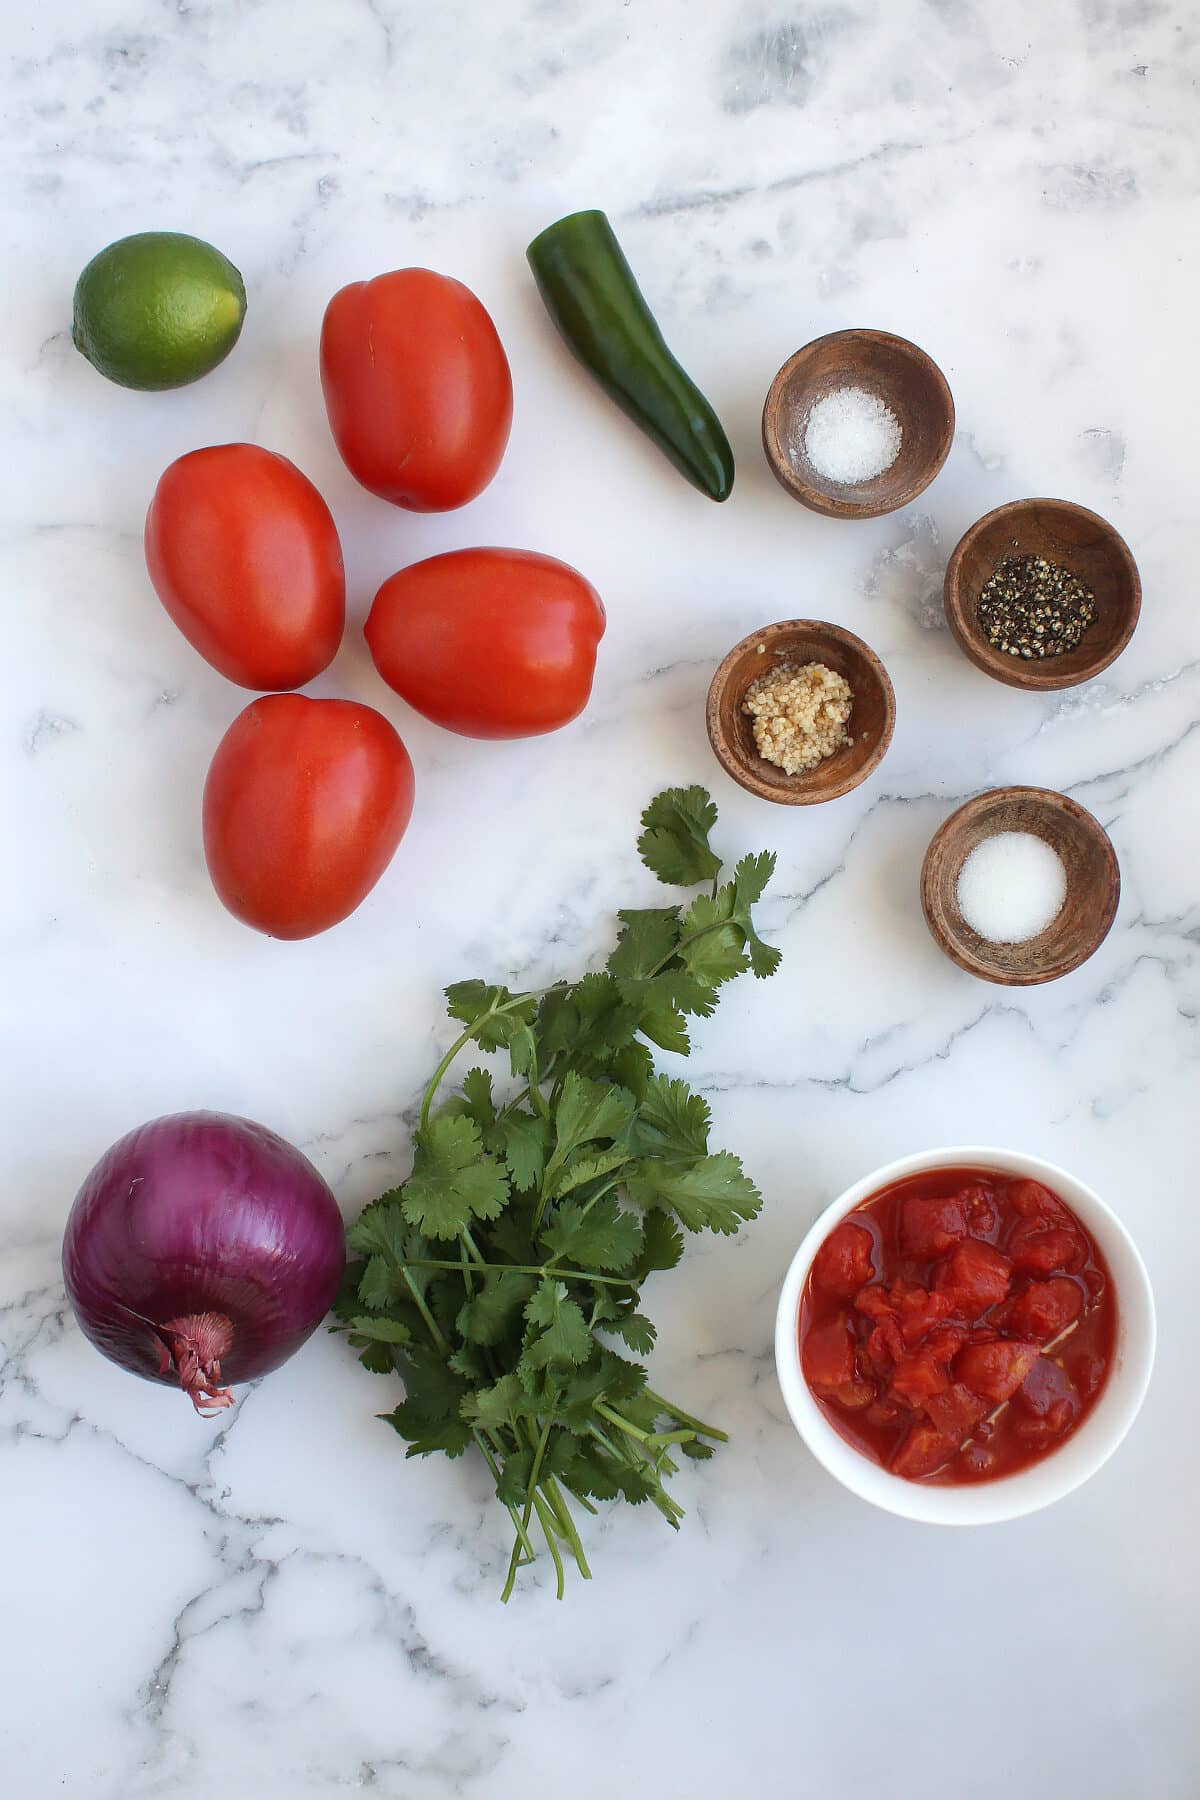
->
[706,620,895,805]
[762,329,954,519]
[921,787,1120,984]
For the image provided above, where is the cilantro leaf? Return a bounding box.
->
[396,1343,470,1421]
[499,1110,550,1192]
[356,1254,395,1312]
[461,1372,526,1434]
[348,1316,412,1345]
[734,852,782,977]
[630,1074,711,1158]
[461,1066,495,1128]
[551,1073,635,1161]
[508,1024,538,1079]
[495,1449,533,1506]
[444,981,536,1050]
[606,907,682,979]
[608,1041,656,1103]
[489,1208,538,1266]
[677,887,752,987]
[616,978,691,1055]
[633,1210,685,1278]
[346,1191,407,1261]
[456,1270,536,1346]
[625,1151,762,1235]
[559,1359,614,1431]
[522,1279,593,1368]
[550,1146,632,1199]
[556,1350,648,1436]
[542,1430,582,1485]
[401,1114,509,1240]
[382,1405,473,1459]
[541,1193,644,1271]
[637,787,722,887]
[606,1311,657,1354]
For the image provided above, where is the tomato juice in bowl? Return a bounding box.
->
[774,1148,1155,1524]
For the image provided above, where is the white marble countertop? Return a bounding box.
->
[4,2,1198,1795]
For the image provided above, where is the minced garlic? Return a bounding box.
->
[742,660,853,775]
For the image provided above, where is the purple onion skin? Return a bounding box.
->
[62,1111,345,1409]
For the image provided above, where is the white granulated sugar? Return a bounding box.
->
[956,831,1068,945]
[800,386,902,485]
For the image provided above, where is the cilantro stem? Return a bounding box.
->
[645,918,729,980]
[595,1400,651,1442]
[520,1408,556,1538]
[399,1256,638,1289]
[399,1267,449,1353]
[531,1490,567,1599]
[540,1476,592,1580]
[472,1431,538,1566]
[461,1227,486,1268]
[501,1534,524,1604]
[421,986,563,1133]
[644,1389,728,1441]
[419,1023,481,1132]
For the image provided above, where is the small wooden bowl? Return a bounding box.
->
[944,498,1141,691]
[706,620,895,805]
[921,787,1120,984]
[762,329,954,519]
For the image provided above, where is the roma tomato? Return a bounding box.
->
[320,269,512,511]
[203,695,414,939]
[145,444,345,690]
[365,548,605,739]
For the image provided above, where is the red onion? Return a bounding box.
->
[62,1111,345,1414]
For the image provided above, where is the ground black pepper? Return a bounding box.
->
[976,554,1097,660]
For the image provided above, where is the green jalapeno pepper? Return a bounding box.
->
[527,209,735,503]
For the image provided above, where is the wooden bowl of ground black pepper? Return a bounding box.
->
[944,498,1140,691]
[706,619,895,804]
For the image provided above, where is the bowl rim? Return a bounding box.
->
[919,785,1121,985]
[706,618,896,806]
[774,1144,1156,1525]
[943,496,1142,692]
[762,327,955,520]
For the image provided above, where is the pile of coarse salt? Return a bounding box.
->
[799,385,902,485]
[956,831,1067,945]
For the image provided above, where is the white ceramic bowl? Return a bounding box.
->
[774,1146,1155,1524]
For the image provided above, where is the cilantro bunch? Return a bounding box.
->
[336,788,781,1600]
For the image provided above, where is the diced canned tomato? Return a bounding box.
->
[801,1314,855,1393]
[1007,1221,1083,1276]
[924,1382,989,1439]
[1007,1179,1070,1224]
[955,1340,1042,1404]
[899,1194,967,1258]
[891,1422,958,1480]
[889,1351,951,1406]
[799,1165,1115,1488]
[958,1183,999,1239]
[934,1238,1013,1318]
[811,1221,876,1299]
[1004,1277,1084,1342]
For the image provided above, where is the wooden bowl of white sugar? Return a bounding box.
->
[762,329,954,519]
[920,787,1120,984]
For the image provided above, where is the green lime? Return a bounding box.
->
[72,231,247,391]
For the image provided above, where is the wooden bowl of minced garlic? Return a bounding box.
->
[706,620,895,804]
